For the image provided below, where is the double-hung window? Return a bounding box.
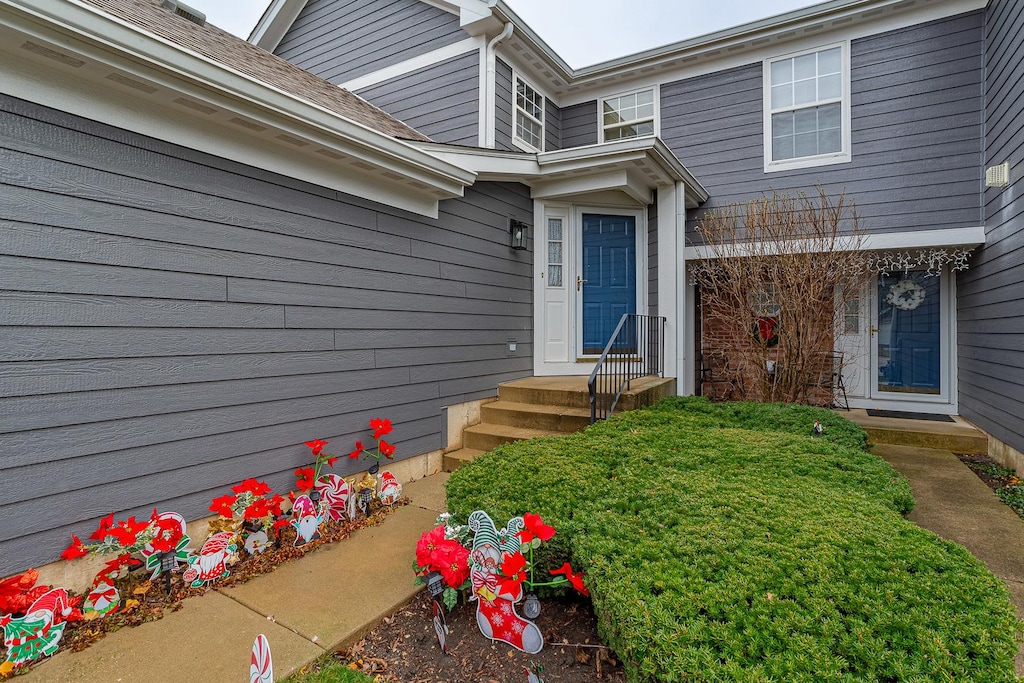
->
[764,43,850,172]
[514,73,544,152]
[601,88,657,142]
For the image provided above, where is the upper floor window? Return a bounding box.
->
[763,44,851,172]
[601,88,657,142]
[514,73,544,152]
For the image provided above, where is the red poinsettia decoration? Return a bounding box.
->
[370,417,393,439]
[0,569,51,616]
[148,510,185,553]
[232,478,271,497]
[436,542,470,589]
[519,512,556,544]
[209,494,237,518]
[89,512,116,541]
[550,562,588,596]
[106,516,151,547]
[350,417,398,464]
[416,526,447,569]
[304,438,329,456]
[498,552,528,596]
[61,534,89,561]
[294,467,316,492]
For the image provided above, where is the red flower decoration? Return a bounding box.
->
[349,441,364,460]
[89,513,115,541]
[210,494,236,518]
[416,526,447,570]
[550,562,588,596]
[304,439,329,456]
[498,552,528,596]
[60,535,89,561]
[294,467,315,492]
[0,570,51,616]
[379,440,396,458]
[232,478,271,496]
[273,517,291,531]
[436,542,470,589]
[326,456,339,468]
[370,417,393,439]
[107,516,150,547]
[519,512,556,544]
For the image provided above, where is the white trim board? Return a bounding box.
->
[341,37,484,92]
[684,226,986,261]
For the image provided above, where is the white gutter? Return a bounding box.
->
[482,21,513,148]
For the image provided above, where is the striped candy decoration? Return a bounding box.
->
[249,633,273,683]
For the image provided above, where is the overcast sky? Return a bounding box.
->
[190,0,824,68]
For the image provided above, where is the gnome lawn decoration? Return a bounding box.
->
[377,470,403,506]
[182,531,237,588]
[467,510,543,654]
[1,588,78,668]
[290,494,324,546]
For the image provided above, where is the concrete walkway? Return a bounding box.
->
[25,473,449,683]
[874,443,1024,673]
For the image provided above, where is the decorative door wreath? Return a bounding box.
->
[885,279,926,311]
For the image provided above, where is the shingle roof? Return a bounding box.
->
[79,0,432,142]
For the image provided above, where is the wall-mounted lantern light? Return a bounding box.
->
[509,218,529,250]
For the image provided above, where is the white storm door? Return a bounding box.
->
[835,281,870,398]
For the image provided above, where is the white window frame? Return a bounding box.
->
[599,86,659,144]
[763,42,851,173]
[512,71,545,152]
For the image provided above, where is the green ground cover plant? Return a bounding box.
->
[446,397,1020,682]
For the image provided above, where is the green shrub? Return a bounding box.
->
[447,398,1018,682]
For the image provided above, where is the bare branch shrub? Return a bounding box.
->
[690,188,870,405]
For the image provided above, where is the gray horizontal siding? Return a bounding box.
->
[274,0,465,84]
[562,101,598,148]
[356,51,480,146]
[0,94,533,574]
[958,0,1024,455]
[545,98,562,151]
[661,11,984,236]
[495,58,514,151]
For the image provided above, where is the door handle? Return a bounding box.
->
[870,325,879,338]
[576,276,588,292]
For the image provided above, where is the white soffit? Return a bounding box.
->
[1,0,476,218]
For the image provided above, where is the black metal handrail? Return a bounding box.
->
[588,314,666,423]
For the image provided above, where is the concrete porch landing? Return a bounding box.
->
[842,408,988,455]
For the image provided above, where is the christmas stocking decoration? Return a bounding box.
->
[468,511,543,654]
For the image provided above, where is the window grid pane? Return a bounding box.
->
[602,89,656,141]
[769,47,844,162]
[515,77,544,150]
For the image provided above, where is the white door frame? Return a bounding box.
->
[533,200,648,376]
[846,268,957,413]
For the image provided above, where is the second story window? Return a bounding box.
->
[514,74,544,151]
[601,89,656,142]
[764,43,851,172]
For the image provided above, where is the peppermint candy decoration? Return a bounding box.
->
[314,474,350,522]
[249,634,273,683]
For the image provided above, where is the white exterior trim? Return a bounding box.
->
[762,41,852,173]
[340,37,483,92]
[248,0,307,51]
[684,226,987,261]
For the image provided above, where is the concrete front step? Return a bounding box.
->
[442,447,485,472]
[462,422,565,452]
[481,400,592,433]
[498,375,675,411]
[844,409,988,455]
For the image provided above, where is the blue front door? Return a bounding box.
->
[581,214,636,354]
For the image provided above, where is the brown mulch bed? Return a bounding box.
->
[329,591,625,683]
[955,453,1024,520]
[58,500,406,654]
